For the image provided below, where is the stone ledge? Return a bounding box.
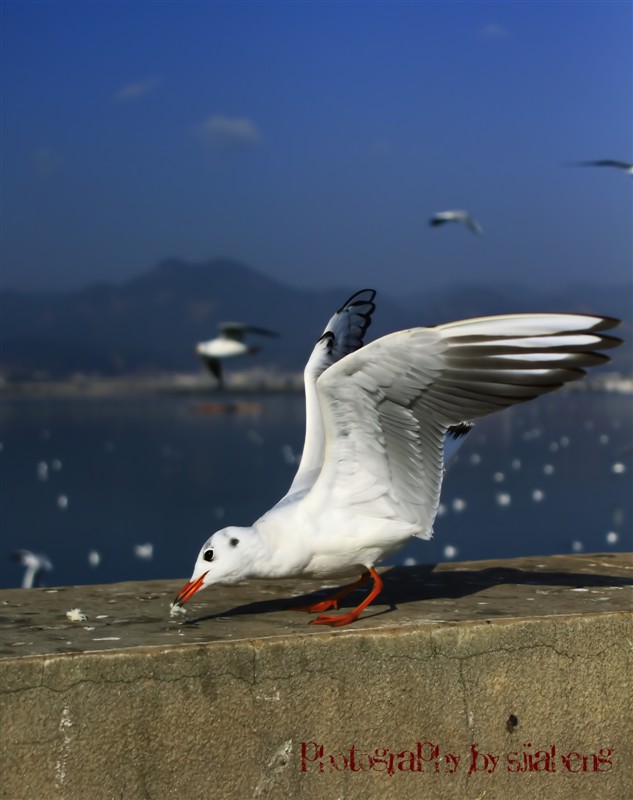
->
[1,553,632,799]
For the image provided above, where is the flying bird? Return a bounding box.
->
[11,549,53,589]
[196,323,279,383]
[429,210,483,235]
[570,160,633,174]
[174,291,621,626]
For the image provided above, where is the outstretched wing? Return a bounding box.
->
[284,289,376,498]
[430,211,482,234]
[244,326,279,338]
[301,313,621,538]
[219,323,247,342]
[574,159,633,171]
[463,214,483,235]
[220,323,279,341]
[198,354,223,382]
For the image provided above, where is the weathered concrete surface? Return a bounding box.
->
[1,553,631,800]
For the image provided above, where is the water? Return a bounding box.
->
[1,391,631,589]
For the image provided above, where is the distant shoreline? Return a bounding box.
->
[1,370,631,400]
[0,371,305,399]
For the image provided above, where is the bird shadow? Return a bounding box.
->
[183,561,632,626]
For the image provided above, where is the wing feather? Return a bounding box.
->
[284,290,376,497]
[300,313,621,537]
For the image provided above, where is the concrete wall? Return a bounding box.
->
[1,553,631,799]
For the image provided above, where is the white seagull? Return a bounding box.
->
[430,210,483,235]
[11,549,53,589]
[196,322,279,383]
[174,291,621,626]
[571,159,633,174]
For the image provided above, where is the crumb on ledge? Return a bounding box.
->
[66,608,88,622]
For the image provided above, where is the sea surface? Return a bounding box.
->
[1,391,631,590]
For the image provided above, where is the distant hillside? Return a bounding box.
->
[1,258,630,378]
[0,259,403,378]
[401,281,633,327]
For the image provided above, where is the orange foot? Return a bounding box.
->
[291,571,372,614]
[309,611,359,627]
[292,598,340,613]
[306,567,384,628]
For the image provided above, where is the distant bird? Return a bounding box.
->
[429,210,482,235]
[133,542,154,561]
[570,160,633,174]
[11,549,53,588]
[196,323,279,383]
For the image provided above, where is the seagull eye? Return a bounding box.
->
[203,549,214,562]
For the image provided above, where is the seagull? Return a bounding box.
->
[429,210,482,235]
[133,542,154,560]
[174,291,621,626]
[570,160,633,174]
[196,323,279,383]
[11,549,53,589]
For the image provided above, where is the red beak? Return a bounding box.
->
[173,571,208,607]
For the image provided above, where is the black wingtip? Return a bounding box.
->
[337,288,377,313]
[447,422,474,440]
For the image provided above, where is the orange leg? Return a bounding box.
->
[309,567,384,627]
[292,571,372,614]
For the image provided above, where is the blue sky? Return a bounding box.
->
[2,0,631,295]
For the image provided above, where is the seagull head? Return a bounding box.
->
[172,527,255,608]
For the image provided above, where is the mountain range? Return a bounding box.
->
[2,258,631,378]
